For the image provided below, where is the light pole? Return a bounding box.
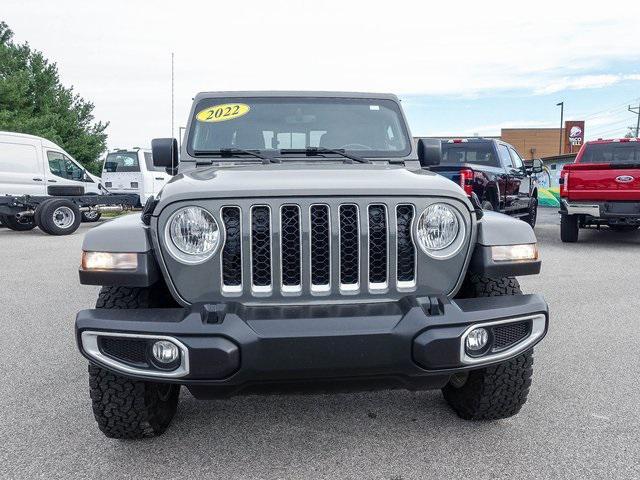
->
[556,102,564,156]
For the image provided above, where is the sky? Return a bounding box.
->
[3,0,640,150]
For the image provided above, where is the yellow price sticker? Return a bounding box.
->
[196,103,250,123]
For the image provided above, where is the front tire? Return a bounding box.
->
[442,350,534,420]
[88,286,180,439]
[89,365,180,439]
[523,197,538,228]
[560,213,579,242]
[446,274,534,420]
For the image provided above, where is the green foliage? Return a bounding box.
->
[0,21,108,175]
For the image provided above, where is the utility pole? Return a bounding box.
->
[629,103,640,138]
[556,102,564,155]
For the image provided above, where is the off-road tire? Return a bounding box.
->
[88,286,180,439]
[446,274,533,420]
[0,213,36,231]
[442,350,534,420]
[88,365,180,439]
[81,211,102,223]
[523,197,538,228]
[560,213,579,243]
[37,198,81,235]
[455,273,522,299]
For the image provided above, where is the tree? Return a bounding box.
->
[0,21,108,174]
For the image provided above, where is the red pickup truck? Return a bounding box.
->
[560,138,640,242]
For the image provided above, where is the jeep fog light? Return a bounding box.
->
[82,251,138,270]
[491,244,538,262]
[465,328,489,352]
[152,340,180,364]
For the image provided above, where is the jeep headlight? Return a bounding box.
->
[166,206,220,263]
[416,203,464,257]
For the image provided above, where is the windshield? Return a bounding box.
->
[441,142,500,167]
[103,152,140,173]
[187,97,411,158]
[581,142,640,164]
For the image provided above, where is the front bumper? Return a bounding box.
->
[561,200,640,224]
[75,294,548,397]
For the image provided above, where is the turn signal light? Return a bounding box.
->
[81,251,138,270]
[491,244,538,262]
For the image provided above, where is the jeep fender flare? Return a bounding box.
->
[79,214,160,287]
[468,211,540,277]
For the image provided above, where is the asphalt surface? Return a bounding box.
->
[1,209,639,480]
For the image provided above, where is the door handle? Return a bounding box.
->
[155,177,164,180]
[33,178,43,181]
[48,179,57,183]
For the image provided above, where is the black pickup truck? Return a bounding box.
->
[427,138,542,227]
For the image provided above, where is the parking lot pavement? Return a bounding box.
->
[1,210,639,480]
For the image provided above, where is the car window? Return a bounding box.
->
[143,151,165,172]
[47,151,84,180]
[188,97,411,158]
[103,152,141,172]
[581,143,640,163]
[440,142,500,167]
[497,145,513,168]
[508,148,524,169]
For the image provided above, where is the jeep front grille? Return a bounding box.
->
[219,201,418,298]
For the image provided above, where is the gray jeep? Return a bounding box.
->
[76,92,548,439]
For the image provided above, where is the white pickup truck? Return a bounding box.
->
[101,148,170,207]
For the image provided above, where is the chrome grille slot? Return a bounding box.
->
[216,200,422,299]
[368,204,388,290]
[221,207,242,293]
[250,206,272,293]
[339,204,360,292]
[396,204,416,289]
[310,205,331,292]
[280,205,302,293]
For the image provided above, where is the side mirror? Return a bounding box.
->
[525,158,544,174]
[152,138,179,175]
[417,138,441,167]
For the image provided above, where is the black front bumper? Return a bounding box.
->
[75,294,548,398]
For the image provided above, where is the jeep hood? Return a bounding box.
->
[155,163,471,209]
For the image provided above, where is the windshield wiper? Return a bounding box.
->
[193,148,279,164]
[279,147,371,164]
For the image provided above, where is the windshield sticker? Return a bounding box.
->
[196,103,250,123]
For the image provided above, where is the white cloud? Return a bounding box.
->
[3,0,640,148]
[534,75,622,95]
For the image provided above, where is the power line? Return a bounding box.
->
[572,97,640,120]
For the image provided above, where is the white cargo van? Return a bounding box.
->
[0,132,139,234]
[0,131,102,196]
[101,149,170,206]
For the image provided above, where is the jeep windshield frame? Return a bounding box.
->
[186,96,412,160]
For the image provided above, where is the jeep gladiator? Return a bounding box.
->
[560,138,640,242]
[75,92,548,438]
